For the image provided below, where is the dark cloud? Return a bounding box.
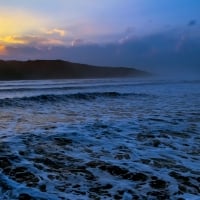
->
[188,19,197,26]
[2,31,200,75]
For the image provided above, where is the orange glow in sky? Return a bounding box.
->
[0,45,7,55]
[0,0,199,62]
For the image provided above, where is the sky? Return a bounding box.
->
[0,0,200,70]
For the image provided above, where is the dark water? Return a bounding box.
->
[0,78,200,200]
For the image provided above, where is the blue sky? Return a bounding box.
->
[0,0,200,68]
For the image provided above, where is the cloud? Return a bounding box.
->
[0,36,27,45]
[118,26,136,44]
[2,30,200,76]
[71,39,85,47]
[44,28,66,37]
[40,38,65,46]
[188,19,197,26]
[118,36,130,44]
[0,9,69,48]
[0,34,66,47]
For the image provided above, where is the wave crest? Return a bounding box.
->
[0,92,151,107]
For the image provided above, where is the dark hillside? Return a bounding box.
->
[0,60,148,80]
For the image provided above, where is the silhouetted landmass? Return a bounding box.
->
[0,60,148,80]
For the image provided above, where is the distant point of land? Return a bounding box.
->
[0,60,149,80]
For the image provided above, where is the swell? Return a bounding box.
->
[0,79,199,91]
[0,92,151,107]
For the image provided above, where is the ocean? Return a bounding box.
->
[0,78,199,200]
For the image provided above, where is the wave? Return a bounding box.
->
[0,79,199,93]
[0,92,152,107]
[0,86,85,93]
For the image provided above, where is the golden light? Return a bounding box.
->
[0,10,50,45]
[0,12,41,35]
[0,36,27,45]
[44,28,66,37]
[0,45,7,55]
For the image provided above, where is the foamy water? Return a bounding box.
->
[0,78,200,200]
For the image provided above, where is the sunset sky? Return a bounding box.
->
[0,0,200,69]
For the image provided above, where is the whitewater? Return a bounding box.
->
[0,78,199,200]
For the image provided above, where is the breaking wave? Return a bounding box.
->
[0,92,152,107]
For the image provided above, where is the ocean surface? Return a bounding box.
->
[0,78,200,200]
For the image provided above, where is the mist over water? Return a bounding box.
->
[0,78,200,199]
